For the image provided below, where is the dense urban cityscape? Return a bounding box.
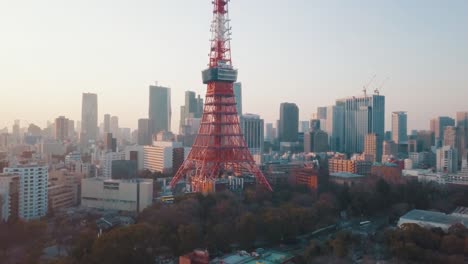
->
[1,1,468,264]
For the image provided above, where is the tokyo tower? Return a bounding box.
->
[170,0,272,192]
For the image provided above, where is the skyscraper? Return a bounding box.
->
[392,112,408,144]
[240,114,264,155]
[55,116,69,141]
[279,103,299,142]
[149,85,171,135]
[180,91,204,133]
[430,116,455,147]
[81,93,98,145]
[416,130,435,152]
[326,105,345,152]
[316,107,327,120]
[265,123,275,142]
[339,94,385,155]
[138,118,152,146]
[456,112,468,128]
[110,116,119,138]
[233,82,242,116]
[103,114,111,134]
[436,146,458,173]
[304,130,329,153]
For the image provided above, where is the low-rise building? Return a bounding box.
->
[81,178,153,213]
[398,209,468,232]
[328,158,371,175]
[330,172,365,186]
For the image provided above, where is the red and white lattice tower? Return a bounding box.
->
[170,0,272,192]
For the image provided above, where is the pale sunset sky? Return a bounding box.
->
[1,0,467,132]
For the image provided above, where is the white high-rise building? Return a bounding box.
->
[144,141,183,174]
[436,146,458,173]
[392,112,408,144]
[3,164,48,221]
[240,114,264,155]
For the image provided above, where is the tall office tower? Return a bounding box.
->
[170,0,272,192]
[310,119,321,132]
[68,120,75,138]
[110,116,119,137]
[339,94,385,155]
[265,123,275,142]
[304,130,329,153]
[103,114,111,134]
[81,93,98,144]
[138,119,152,146]
[416,130,435,152]
[430,116,455,147]
[443,126,457,148]
[55,116,69,141]
[180,91,204,133]
[3,164,48,221]
[299,121,310,133]
[456,112,468,127]
[12,120,20,145]
[326,105,345,152]
[279,103,299,142]
[364,133,382,163]
[149,84,171,135]
[233,82,242,116]
[0,173,20,222]
[436,146,458,173]
[316,107,327,120]
[240,114,264,155]
[392,112,408,144]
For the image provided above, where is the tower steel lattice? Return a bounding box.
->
[170,0,272,192]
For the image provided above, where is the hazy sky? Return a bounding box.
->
[1,0,467,132]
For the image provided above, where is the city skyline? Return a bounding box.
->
[1,0,468,132]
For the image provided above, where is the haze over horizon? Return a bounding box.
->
[1,0,467,132]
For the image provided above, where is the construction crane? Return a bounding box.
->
[374,77,389,95]
[362,74,376,97]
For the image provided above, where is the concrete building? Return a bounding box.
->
[124,145,145,171]
[329,172,366,186]
[436,146,458,173]
[233,82,242,115]
[279,103,299,143]
[81,178,153,213]
[304,130,329,153]
[265,123,275,143]
[103,114,111,134]
[364,133,382,163]
[81,93,98,145]
[3,164,48,221]
[149,84,171,134]
[382,140,398,162]
[338,94,385,155]
[179,91,203,134]
[55,116,69,141]
[100,152,125,178]
[328,158,372,175]
[392,112,408,144]
[0,173,20,222]
[240,114,264,155]
[144,141,183,174]
[137,118,152,146]
[443,126,457,148]
[430,116,455,147]
[326,105,345,152]
[416,130,435,152]
[48,170,81,211]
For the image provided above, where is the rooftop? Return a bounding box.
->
[330,172,365,179]
[400,209,468,227]
[211,250,294,264]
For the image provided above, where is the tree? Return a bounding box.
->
[236,213,257,249]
